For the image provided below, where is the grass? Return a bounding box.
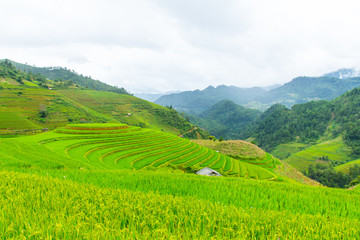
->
[0,87,112,132]
[284,137,354,172]
[271,142,309,160]
[0,111,38,130]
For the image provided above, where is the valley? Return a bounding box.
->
[1,60,360,238]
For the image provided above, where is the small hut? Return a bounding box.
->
[196,167,222,177]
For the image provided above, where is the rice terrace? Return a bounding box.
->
[2,121,360,239]
[2,38,360,238]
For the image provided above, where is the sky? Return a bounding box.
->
[1,0,360,94]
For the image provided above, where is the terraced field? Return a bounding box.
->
[24,123,277,180]
[192,139,279,171]
[57,89,197,136]
[0,87,112,132]
[283,137,354,171]
[336,159,360,174]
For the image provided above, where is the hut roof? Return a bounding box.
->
[196,167,222,177]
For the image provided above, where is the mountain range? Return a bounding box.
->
[155,68,360,113]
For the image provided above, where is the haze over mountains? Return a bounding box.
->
[155,68,360,113]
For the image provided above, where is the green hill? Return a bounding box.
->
[0,60,205,138]
[0,87,112,132]
[336,159,360,174]
[193,139,319,185]
[189,100,262,139]
[246,87,360,155]
[57,89,205,137]
[281,137,353,172]
[243,101,333,152]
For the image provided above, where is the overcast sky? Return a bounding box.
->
[1,0,360,93]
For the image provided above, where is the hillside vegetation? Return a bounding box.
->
[193,139,318,185]
[241,101,333,151]
[240,89,360,187]
[6,59,130,95]
[181,85,360,187]
[57,89,207,137]
[242,88,360,155]
[0,87,111,132]
[282,137,353,171]
[0,60,204,138]
[189,100,261,139]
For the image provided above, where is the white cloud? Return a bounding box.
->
[1,0,360,93]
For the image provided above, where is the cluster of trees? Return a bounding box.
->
[0,60,26,84]
[242,101,333,151]
[305,164,360,188]
[332,88,360,155]
[0,60,55,88]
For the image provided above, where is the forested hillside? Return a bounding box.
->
[332,88,360,155]
[188,86,360,169]
[189,100,261,139]
[243,101,333,151]
[5,59,130,95]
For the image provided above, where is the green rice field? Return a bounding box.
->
[1,123,360,239]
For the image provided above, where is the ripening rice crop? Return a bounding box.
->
[1,170,359,239]
[23,123,278,180]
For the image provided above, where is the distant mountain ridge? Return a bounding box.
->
[323,68,360,79]
[259,76,360,107]
[155,85,266,113]
[155,69,360,113]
